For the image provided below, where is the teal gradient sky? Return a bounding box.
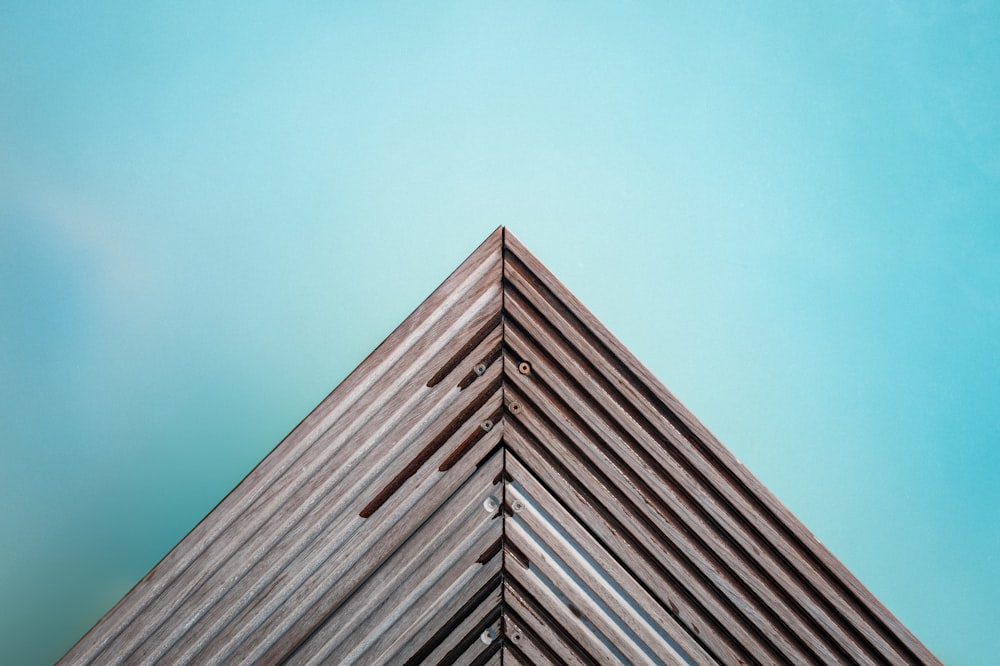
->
[1,3,997,664]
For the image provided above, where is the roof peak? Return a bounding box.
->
[61,230,940,665]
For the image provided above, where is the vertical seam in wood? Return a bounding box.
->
[499,226,507,666]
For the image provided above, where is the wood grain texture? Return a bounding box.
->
[503,228,940,666]
[60,226,939,665]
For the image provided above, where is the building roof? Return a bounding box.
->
[61,227,940,665]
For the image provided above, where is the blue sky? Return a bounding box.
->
[1,2,997,663]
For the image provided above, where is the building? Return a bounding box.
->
[61,228,939,665]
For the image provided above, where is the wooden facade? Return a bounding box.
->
[61,227,939,665]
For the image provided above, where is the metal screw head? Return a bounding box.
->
[518,361,531,375]
[483,496,499,513]
[508,401,522,415]
[511,499,525,513]
[474,363,487,376]
[480,628,496,645]
[480,420,493,432]
[512,631,522,642]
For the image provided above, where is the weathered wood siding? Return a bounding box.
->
[61,227,939,665]
[499,230,939,665]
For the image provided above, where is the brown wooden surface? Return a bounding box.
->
[60,227,940,665]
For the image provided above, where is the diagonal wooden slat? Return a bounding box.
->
[61,227,940,665]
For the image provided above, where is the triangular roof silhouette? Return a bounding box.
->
[62,227,939,665]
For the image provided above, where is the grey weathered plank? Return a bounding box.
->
[504,516,665,666]
[503,580,596,666]
[389,558,502,665]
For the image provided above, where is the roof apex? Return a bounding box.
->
[62,229,940,665]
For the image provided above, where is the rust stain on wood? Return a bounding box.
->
[360,377,502,518]
[426,312,502,388]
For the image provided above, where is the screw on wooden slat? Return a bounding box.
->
[481,420,493,432]
[508,401,522,415]
[511,499,525,513]
[511,631,522,643]
[480,628,496,645]
[474,363,487,376]
[518,361,531,375]
[483,496,499,513]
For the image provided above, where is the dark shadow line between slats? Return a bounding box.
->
[360,378,502,517]
[504,539,530,571]
[427,312,504,388]
[504,247,924,664]
[469,639,503,666]
[400,571,503,666]
[478,538,503,565]
[505,577,601,666]
[459,343,504,391]
[479,441,507,473]
[501,638,544,666]
[503,421,756,666]
[503,316,856,664]
[441,408,504,472]
[503,606,572,666]
[434,603,504,666]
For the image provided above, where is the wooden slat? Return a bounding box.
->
[445,615,503,666]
